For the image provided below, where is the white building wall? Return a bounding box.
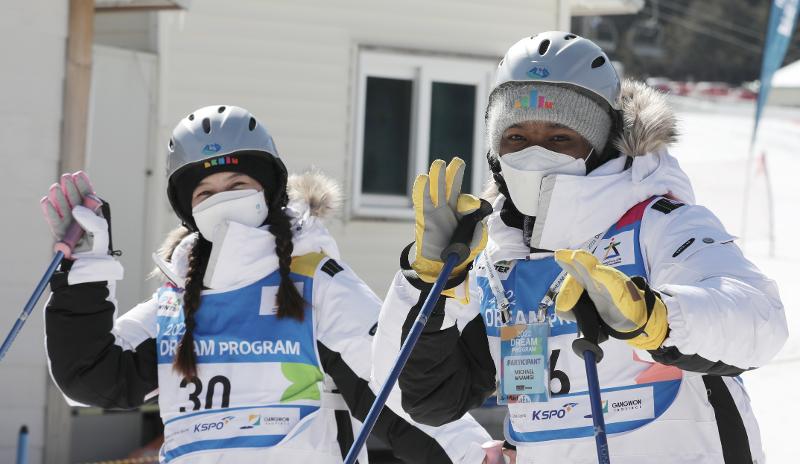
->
[0,1,68,462]
[156,0,561,292]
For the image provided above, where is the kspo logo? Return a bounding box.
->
[194,415,235,432]
[532,402,579,421]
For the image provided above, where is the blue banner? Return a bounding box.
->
[752,0,799,147]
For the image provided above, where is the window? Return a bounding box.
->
[353,49,497,218]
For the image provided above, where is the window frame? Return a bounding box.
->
[352,49,497,219]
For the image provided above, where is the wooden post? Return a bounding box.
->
[47,5,94,461]
[60,0,94,173]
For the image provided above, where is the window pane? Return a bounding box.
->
[429,82,476,193]
[362,77,413,195]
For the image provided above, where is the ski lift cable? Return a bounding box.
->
[659,0,765,41]
[643,4,765,50]
[644,6,764,54]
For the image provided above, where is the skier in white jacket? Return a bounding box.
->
[372,32,788,463]
[41,105,490,463]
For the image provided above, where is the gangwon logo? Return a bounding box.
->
[584,400,609,419]
[202,143,222,155]
[194,415,235,433]
[527,66,550,79]
[531,402,579,420]
[203,155,239,169]
[513,89,554,110]
[240,414,261,429]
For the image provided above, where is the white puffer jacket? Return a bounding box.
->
[372,81,787,464]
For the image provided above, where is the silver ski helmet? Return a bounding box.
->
[486,32,622,171]
[166,105,288,230]
[493,31,620,110]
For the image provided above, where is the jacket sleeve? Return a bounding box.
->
[372,248,496,429]
[312,257,491,464]
[45,259,159,409]
[642,202,788,373]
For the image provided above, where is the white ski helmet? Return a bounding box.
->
[166,105,288,230]
[493,31,621,110]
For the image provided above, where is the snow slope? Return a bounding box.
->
[669,97,800,463]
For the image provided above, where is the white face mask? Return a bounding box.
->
[192,189,268,242]
[498,145,589,217]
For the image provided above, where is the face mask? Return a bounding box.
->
[498,145,588,217]
[192,189,268,242]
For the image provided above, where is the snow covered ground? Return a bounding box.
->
[669,97,800,463]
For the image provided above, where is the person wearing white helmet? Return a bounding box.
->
[41,105,491,463]
[372,32,787,463]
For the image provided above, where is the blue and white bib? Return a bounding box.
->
[155,254,326,461]
[477,199,683,444]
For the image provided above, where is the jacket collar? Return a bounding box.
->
[486,150,695,258]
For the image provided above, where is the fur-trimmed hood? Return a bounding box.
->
[614,79,678,158]
[152,170,343,284]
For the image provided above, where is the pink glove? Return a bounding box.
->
[40,172,104,258]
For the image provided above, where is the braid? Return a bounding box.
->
[173,236,211,379]
[268,206,306,320]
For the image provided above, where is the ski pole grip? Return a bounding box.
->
[54,194,103,259]
[440,199,493,263]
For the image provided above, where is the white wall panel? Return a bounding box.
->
[0,0,68,462]
[157,0,560,292]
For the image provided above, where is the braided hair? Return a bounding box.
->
[172,192,306,379]
[173,235,211,379]
[267,205,306,320]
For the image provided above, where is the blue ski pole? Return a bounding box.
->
[0,194,103,362]
[571,291,611,464]
[16,425,28,464]
[343,201,492,464]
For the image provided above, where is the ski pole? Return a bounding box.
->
[16,425,28,464]
[0,194,103,362]
[343,202,491,464]
[570,291,611,464]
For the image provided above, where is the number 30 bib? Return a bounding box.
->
[155,264,323,461]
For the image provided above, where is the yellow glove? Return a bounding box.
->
[554,249,668,351]
[411,157,489,283]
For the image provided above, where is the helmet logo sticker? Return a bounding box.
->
[526,66,550,79]
[202,143,222,156]
[203,156,239,168]
[513,89,554,110]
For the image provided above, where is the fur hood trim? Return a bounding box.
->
[153,170,343,265]
[287,169,343,220]
[614,79,678,158]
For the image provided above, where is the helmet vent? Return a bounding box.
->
[202,117,211,134]
[565,34,577,40]
[168,138,174,150]
[188,113,195,121]
[249,117,257,131]
[591,56,606,68]
[218,106,226,113]
[538,39,551,55]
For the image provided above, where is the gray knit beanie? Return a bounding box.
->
[486,82,612,157]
